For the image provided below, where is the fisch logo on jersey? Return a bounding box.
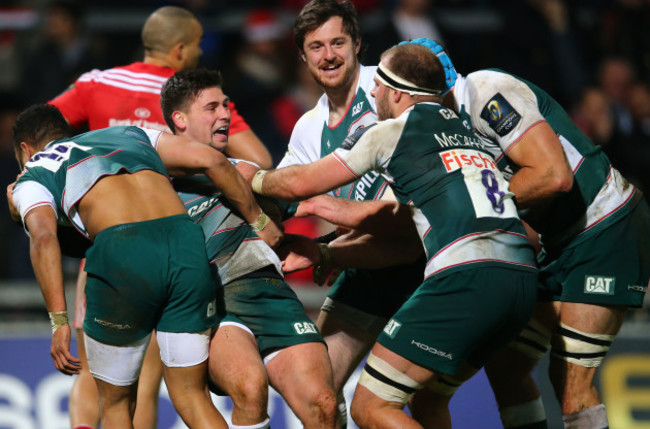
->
[440,148,498,172]
[480,93,521,137]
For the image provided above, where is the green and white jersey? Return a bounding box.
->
[333,102,537,279]
[13,126,164,238]
[453,70,639,248]
[174,160,282,285]
[278,65,388,202]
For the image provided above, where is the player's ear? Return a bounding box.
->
[171,111,187,132]
[19,142,32,158]
[354,38,360,55]
[300,53,306,62]
[172,42,184,61]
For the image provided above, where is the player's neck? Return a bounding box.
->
[143,53,177,70]
[326,66,360,125]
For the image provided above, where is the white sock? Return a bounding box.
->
[501,397,546,428]
[230,417,270,429]
[563,404,608,429]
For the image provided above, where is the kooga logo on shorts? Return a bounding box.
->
[411,340,452,360]
[584,275,615,295]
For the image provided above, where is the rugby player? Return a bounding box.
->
[46,7,272,428]
[279,1,425,424]
[248,43,539,428]
[160,68,338,429]
[403,38,650,429]
[10,103,280,429]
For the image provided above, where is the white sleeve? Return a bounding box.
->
[137,127,164,150]
[227,157,261,169]
[277,108,323,168]
[13,181,58,223]
[333,117,405,177]
[466,71,546,154]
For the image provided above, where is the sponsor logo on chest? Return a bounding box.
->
[352,101,364,116]
[440,148,497,172]
[187,195,220,217]
[584,275,615,295]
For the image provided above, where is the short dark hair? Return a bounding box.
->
[160,68,223,133]
[293,0,361,54]
[13,104,70,152]
[381,44,446,96]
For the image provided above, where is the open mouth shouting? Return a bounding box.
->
[213,124,229,142]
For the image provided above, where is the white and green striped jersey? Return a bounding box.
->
[278,65,389,202]
[453,69,639,248]
[174,160,282,285]
[13,126,164,238]
[333,102,537,279]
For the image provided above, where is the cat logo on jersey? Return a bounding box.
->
[584,276,615,295]
[352,101,364,116]
[480,93,521,137]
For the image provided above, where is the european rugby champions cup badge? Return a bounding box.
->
[480,93,522,137]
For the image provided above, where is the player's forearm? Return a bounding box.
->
[509,164,572,208]
[253,156,356,202]
[257,166,322,202]
[205,157,262,224]
[304,196,413,237]
[30,232,67,313]
[328,231,423,269]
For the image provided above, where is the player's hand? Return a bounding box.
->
[295,195,330,218]
[6,181,21,222]
[50,324,81,375]
[278,233,320,273]
[257,219,283,249]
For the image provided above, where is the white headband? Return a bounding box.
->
[375,62,442,97]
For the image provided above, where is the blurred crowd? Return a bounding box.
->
[0,0,649,280]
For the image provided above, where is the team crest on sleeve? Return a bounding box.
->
[480,93,521,137]
[340,123,377,150]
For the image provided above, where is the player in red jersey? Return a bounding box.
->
[47,6,273,429]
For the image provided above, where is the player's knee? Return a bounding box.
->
[230,372,269,412]
[551,323,613,369]
[310,386,338,423]
[350,394,374,428]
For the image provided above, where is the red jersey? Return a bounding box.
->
[49,62,250,134]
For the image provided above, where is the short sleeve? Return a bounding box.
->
[333,116,405,177]
[13,181,58,223]
[466,71,546,154]
[136,127,164,149]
